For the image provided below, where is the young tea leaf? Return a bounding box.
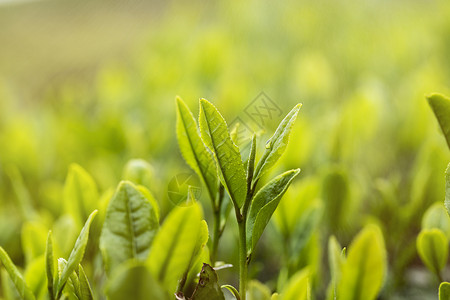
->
[46,231,55,300]
[427,93,450,149]
[417,228,448,278]
[56,210,98,298]
[440,282,450,300]
[191,263,225,300]
[422,202,450,237]
[0,247,36,300]
[147,202,203,293]
[78,264,94,300]
[280,268,310,300]
[24,256,46,300]
[199,99,247,208]
[106,261,169,300]
[338,224,386,300]
[327,236,344,300]
[100,181,159,275]
[446,163,450,216]
[246,169,300,254]
[253,104,302,183]
[176,97,218,202]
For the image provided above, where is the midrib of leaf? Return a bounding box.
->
[157,212,190,282]
[202,108,239,204]
[178,108,216,202]
[125,188,139,259]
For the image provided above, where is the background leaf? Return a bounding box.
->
[427,93,450,149]
[199,99,247,208]
[338,224,386,300]
[416,228,449,278]
[280,268,310,300]
[100,181,159,275]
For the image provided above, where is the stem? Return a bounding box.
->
[238,219,248,300]
[210,185,224,264]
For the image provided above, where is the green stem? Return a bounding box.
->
[210,185,224,264]
[238,219,248,300]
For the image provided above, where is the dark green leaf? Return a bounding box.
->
[56,210,98,298]
[0,247,36,300]
[199,99,247,208]
[191,264,225,300]
[247,169,300,254]
[439,282,450,300]
[176,97,218,202]
[427,93,450,149]
[100,181,159,275]
[253,104,302,182]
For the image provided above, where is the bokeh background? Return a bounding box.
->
[1,0,450,299]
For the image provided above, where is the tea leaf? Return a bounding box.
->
[56,210,97,298]
[106,261,169,300]
[46,231,55,300]
[199,99,247,208]
[176,97,218,202]
[247,280,271,300]
[417,228,448,277]
[422,202,450,237]
[78,264,94,300]
[338,224,386,300]
[147,202,203,293]
[446,163,450,216]
[21,222,47,265]
[0,246,36,300]
[100,181,159,275]
[63,164,99,229]
[191,263,225,300]
[427,93,450,149]
[439,282,450,300]
[24,256,46,300]
[328,236,344,300]
[280,268,310,300]
[247,169,300,254]
[253,104,302,182]
[247,134,257,191]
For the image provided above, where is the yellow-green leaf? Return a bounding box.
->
[199,99,247,208]
[417,228,448,278]
[338,224,386,300]
[427,93,450,149]
[280,268,310,300]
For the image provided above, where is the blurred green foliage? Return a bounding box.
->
[1,0,450,299]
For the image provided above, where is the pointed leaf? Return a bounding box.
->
[176,97,218,202]
[328,236,344,300]
[427,93,450,149]
[280,268,310,300]
[417,228,448,277]
[338,224,386,300]
[440,282,450,300]
[191,263,225,300]
[247,169,300,254]
[78,265,94,300]
[147,202,203,293]
[199,99,247,208]
[63,164,99,229]
[46,231,55,300]
[0,247,36,300]
[100,181,159,275]
[246,134,257,192]
[56,210,97,298]
[253,104,302,182]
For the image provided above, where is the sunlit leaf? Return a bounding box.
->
[338,224,386,300]
[0,247,36,300]
[100,181,159,275]
[247,169,300,254]
[247,280,271,300]
[446,163,450,216]
[45,231,55,300]
[21,221,47,265]
[280,268,310,300]
[147,202,203,293]
[199,98,247,208]
[176,97,218,202]
[422,202,450,237]
[253,104,302,182]
[417,228,448,278]
[56,210,98,298]
[427,93,450,149]
[24,256,46,300]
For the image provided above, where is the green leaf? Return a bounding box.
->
[253,104,302,182]
[176,97,218,202]
[191,264,225,300]
[199,99,247,208]
[246,134,257,192]
[222,284,240,300]
[247,169,300,254]
[123,159,155,189]
[0,247,36,300]
[280,268,310,300]
[422,202,450,237]
[46,231,55,300]
[446,163,450,215]
[327,236,344,300]
[338,224,386,300]
[56,259,78,300]
[78,264,94,300]
[24,256,46,300]
[427,93,450,149]
[100,181,159,275]
[21,221,47,265]
[321,167,350,231]
[63,164,99,229]
[417,228,448,278]
[440,282,450,300]
[106,261,169,300]
[247,280,271,300]
[147,202,203,293]
[56,210,98,298]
